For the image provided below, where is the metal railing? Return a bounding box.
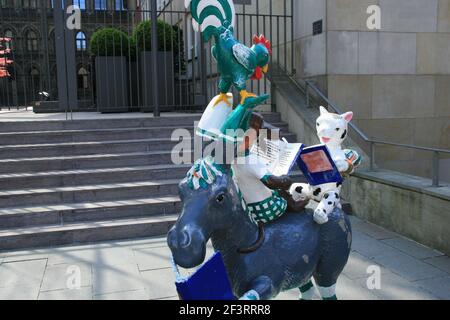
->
[0,0,294,115]
[289,75,450,187]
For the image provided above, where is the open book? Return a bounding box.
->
[250,138,303,177]
[296,144,343,186]
[251,139,343,185]
[172,252,236,300]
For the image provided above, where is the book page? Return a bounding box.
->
[251,139,303,176]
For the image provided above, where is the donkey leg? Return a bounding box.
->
[316,283,337,300]
[299,279,315,300]
[239,276,275,300]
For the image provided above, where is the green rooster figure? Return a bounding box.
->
[185,0,272,107]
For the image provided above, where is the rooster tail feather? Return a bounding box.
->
[185,0,236,42]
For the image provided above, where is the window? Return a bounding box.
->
[115,0,127,10]
[23,0,37,8]
[73,0,86,10]
[77,67,89,89]
[4,30,13,50]
[26,30,38,52]
[95,0,106,10]
[76,31,87,51]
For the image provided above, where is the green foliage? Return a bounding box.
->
[133,20,177,52]
[90,28,131,57]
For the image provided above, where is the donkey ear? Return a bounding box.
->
[319,106,328,115]
[342,111,353,123]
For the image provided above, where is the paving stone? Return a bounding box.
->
[92,263,144,295]
[343,251,389,280]
[355,271,438,300]
[423,256,450,274]
[381,237,443,260]
[1,250,51,263]
[48,247,136,266]
[38,287,93,300]
[155,295,179,300]
[0,285,40,300]
[94,288,149,300]
[373,250,447,282]
[41,263,92,291]
[351,231,401,259]
[336,274,380,300]
[0,259,47,288]
[130,237,169,249]
[141,267,178,300]
[354,221,398,240]
[414,276,450,300]
[134,246,173,271]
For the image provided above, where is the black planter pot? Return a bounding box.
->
[139,51,174,112]
[95,56,129,113]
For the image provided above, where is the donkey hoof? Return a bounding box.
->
[313,210,328,225]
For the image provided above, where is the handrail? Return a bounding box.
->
[285,75,449,187]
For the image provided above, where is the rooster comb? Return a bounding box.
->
[253,34,272,55]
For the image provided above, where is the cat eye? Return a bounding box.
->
[335,128,340,131]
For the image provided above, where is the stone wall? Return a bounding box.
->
[344,170,450,256]
[286,0,450,182]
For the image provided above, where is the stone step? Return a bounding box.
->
[0,122,290,146]
[0,164,191,190]
[0,133,297,159]
[0,138,189,159]
[0,115,202,133]
[0,195,181,229]
[0,151,192,174]
[0,112,282,133]
[0,179,180,207]
[0,214,179,251]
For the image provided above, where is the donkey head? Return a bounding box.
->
[167,157,242,268]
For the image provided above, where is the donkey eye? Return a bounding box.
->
[216,193,225,204]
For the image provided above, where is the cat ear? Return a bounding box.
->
[342,112,353,123]
[319,106,328,115]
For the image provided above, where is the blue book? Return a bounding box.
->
[296,144,343,186]
[171,252,236,301]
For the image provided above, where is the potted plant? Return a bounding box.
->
[133,20,179,111]
[90,27,131,112]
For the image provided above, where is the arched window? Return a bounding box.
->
[76,31,87,51]
[73,0,86,10]
[95,0,106,10]
[77,67,90,89]
[3,30,13,49]
[26,30,38,51]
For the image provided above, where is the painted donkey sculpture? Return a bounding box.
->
[167,157,352,300]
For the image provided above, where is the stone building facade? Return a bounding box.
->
[0,0,142,107]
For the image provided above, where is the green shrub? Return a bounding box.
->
[90,28,131,57]
[133,20,186,73]
[133,20,177,52]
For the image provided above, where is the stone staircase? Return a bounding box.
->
[0,113,298,251]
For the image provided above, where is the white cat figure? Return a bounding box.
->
[290,106,355,225]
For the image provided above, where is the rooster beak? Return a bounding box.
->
[262,65,269,73]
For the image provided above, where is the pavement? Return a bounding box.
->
[0,215,449,300]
